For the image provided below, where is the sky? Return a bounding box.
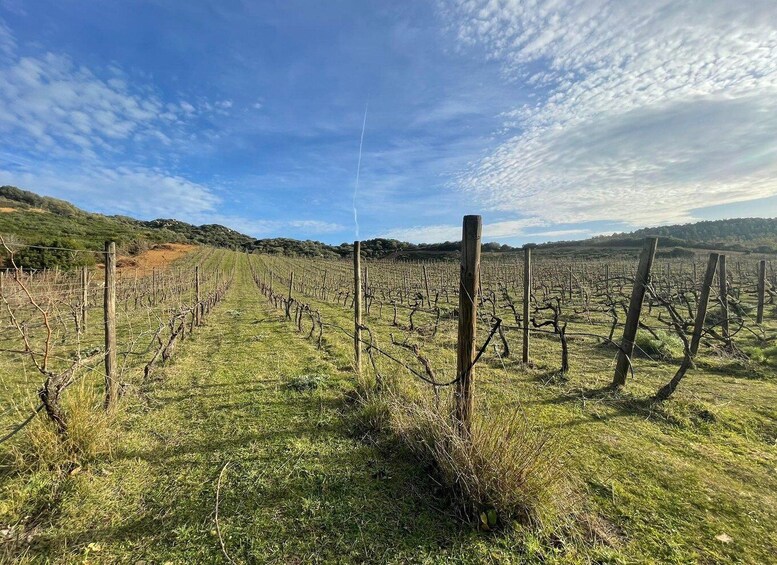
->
[0,0,776,246]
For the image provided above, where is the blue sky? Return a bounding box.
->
[0,1,776,245]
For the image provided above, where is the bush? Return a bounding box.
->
[7,239,97,271]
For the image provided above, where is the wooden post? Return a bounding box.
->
[691,253,720,355]
[152,267,157,305]
[194,266,201,326]
[104,241,118,410]
[757,259,766,324]
[422,265,432,308]
[613,237,658,386]
[354,241,362,376]
[655,253,719,400]
[454,215,481,436]
[522,245,532,364]
[80,266,88,334]
[718,255,730,347]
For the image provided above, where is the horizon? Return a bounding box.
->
[1,2,776,246]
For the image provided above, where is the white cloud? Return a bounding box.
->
[382,217,543,243]
[0,18,15,55]
[0,164,220,220]
[527,229,588,239]
[441,0,777,227]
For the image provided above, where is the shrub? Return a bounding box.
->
[7,239,97,271]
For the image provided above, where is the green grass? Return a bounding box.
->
[1,254,776,562]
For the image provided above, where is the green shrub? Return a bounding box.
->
[8,239,97,271]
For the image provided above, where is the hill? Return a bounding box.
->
[0,186,775,268]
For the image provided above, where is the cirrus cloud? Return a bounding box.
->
[440,0,777,227]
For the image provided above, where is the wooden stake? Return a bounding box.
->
[655,253,718,400]
[354,242,362,376]
[195,266,201,326]
[757,259,766,324]
[80,266,88,334]
[613,237,658,386]
[522,245,532,364]
[454,215,481,436]
[718,255,730,347]
[104,241,118,410]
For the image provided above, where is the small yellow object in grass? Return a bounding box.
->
[715,533,733,544]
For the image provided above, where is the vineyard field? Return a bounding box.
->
[0,245,776,563]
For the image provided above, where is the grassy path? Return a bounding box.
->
[12,264,499,564]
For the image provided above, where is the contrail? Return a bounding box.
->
[353,102,368,239]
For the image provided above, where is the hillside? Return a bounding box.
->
[1,186,775,267]
[0,185,254,253]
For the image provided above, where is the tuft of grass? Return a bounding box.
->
[9,383,113,473]
[382,392,575,531]
[634,329,683,360]
[284,373,326,392]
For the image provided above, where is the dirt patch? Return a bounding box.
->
[100,243,197,273]
[0,207,47,213]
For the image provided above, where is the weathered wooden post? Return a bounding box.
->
[522,245,532,364]
[454,215,481,436]
[286,271,294,320]
[80,266,88,334]
[194,266,201,326]
[354,241,362,376]
[655,253,719,400]
[423,264,432,308]
[691,253,720,356]
[613,237,658,386]
[104,241,118,410]
[718,255,730,347]
[757,259,766,324]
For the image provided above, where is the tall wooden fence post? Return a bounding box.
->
[718,254,730,347]
[423,265,432,308]
[690,253,720,356]
[354,241,362,376]
[104,241,118,410]
[80,266,88,334]
[655,253,719,400]
[286,271,294,319]
[455,215,481,436]
[757,259,766,324]
[195,266,201,326]
[613,237,658,386]
[522,245,532,364]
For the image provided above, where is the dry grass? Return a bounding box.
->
[8,382,113,473]
[362,388,575,531]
